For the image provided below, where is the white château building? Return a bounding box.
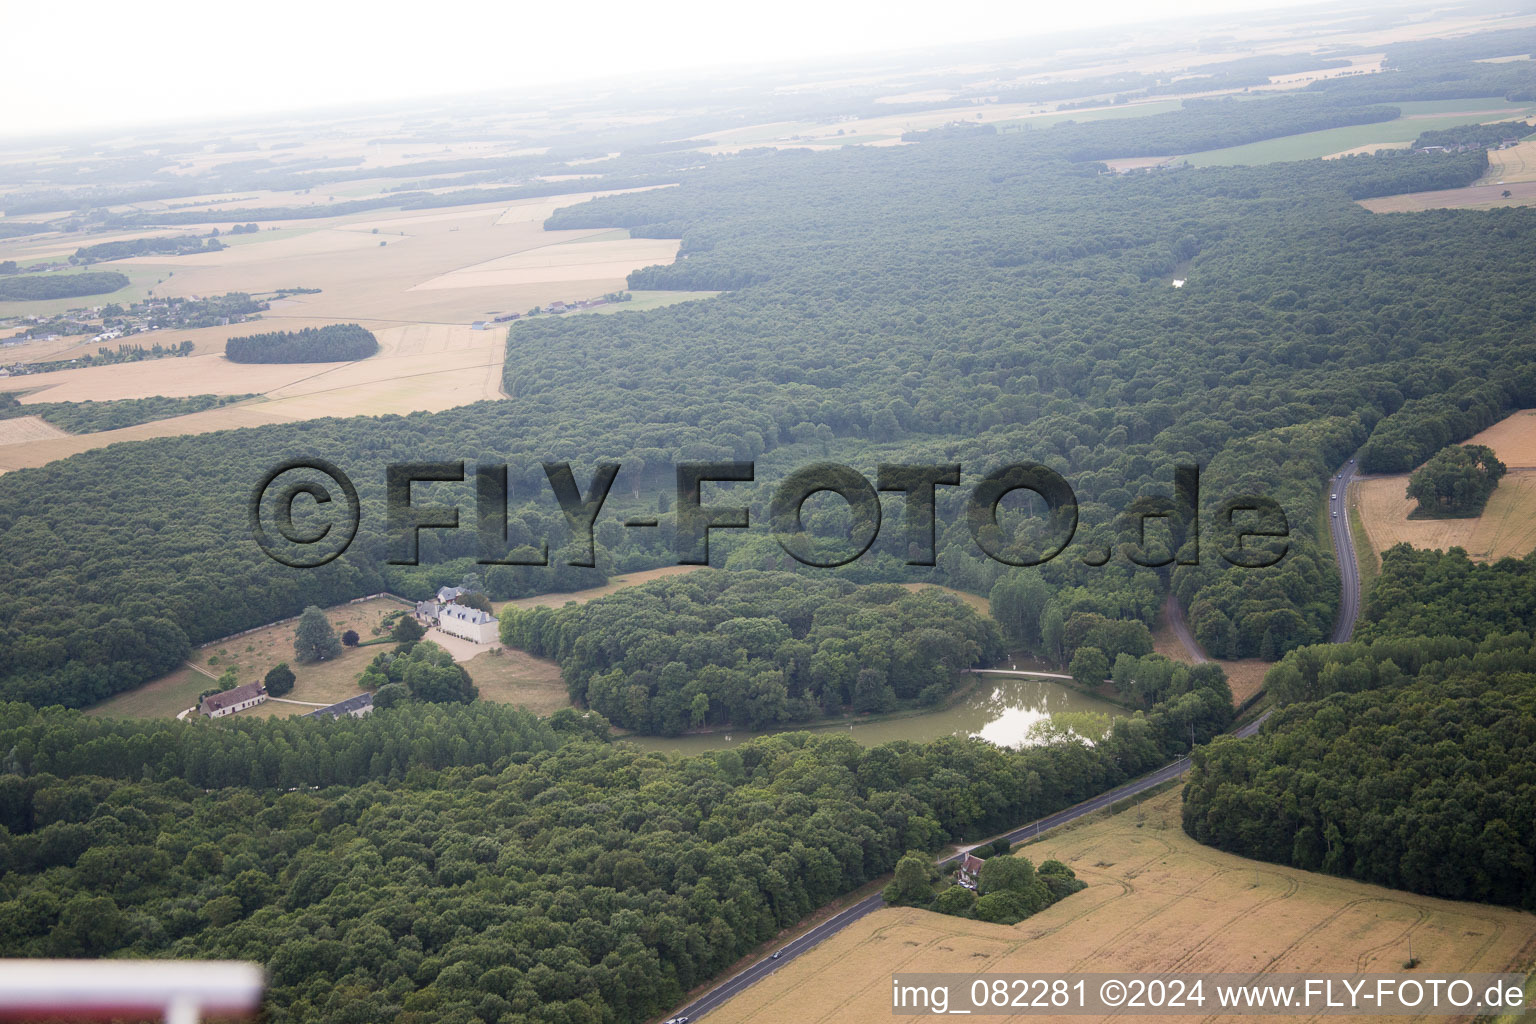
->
[438,603,499,644]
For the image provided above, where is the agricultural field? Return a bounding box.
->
[1353,409,1536,562]
[1354,470,1536,562]
[0,188,688,473]
[1358,177,1536,212]
[1178,100,1536,166]
[0,414,69,444]
[1485,138,1536,181]
[704,788,1536,1024]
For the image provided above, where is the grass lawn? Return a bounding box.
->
[85,664,208,719]
[460,647,570,715]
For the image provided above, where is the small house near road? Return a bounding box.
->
[200,682,268,718]
[957,853,986,889]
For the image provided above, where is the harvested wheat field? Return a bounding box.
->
[1352,408,1536,561]
[0,415,69,444]
[1467,407,1536,465]
[703,789,1536,1024]
[1482,139,1536,185]
[1355,470,1536,561]
[107,187,677,324]
[1358,178,1536,212]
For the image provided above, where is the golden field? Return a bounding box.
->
[702,789,1536,1024]
[0,187,688,472]
[1352,409,1536,562]
[1354,470,1536,562]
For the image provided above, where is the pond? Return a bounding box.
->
[624,659,1126,756]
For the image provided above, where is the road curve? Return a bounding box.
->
[1162,591,1209,664]
[1329,457,1362,643]
[665,709,1272,1022]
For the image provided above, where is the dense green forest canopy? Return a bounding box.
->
[3,86,1536,710]
[0,661,1231,1022]
[501,571,1004,733]
[225,324,379,363]
[0,271,127,301]
[1184,546,1536,908]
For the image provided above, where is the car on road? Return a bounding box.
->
[1330,492,1336,499]
[1333,511,1339,517]
[771,951,782,959]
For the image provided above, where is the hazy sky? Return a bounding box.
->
[9,0,1356,137]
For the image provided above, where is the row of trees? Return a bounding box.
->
[0,393,251,434]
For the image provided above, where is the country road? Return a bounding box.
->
[1329,456,1362,643]
[1162,590,1209,664]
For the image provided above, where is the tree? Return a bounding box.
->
[294,606,342,664]
[1069,646,1109,688]
[400,642,477,704]
[978,855,1036,896]
[883,850,938,905]
[931,885,976,917]
[341,630,360,647]
[392,615,425,644]
[264,663,295,697]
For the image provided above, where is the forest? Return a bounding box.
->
[1413,120,1533,150]
[4,86,1536,708]
[0,651,1232,1022]
[0,393,253,434]
[1183,545,1536,908]
[0,271,127,301]
[225,324,379,363]
[500,571,1003,733]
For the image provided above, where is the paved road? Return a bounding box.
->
[1329,457,1362,643]
[665,709,1272,1023]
